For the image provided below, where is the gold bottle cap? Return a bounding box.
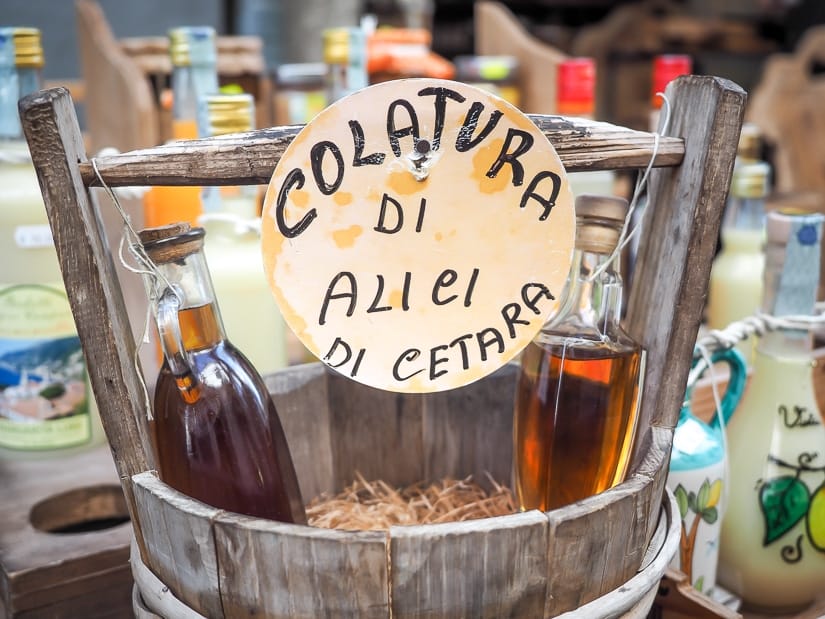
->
[139,223,205,264]
[168,26,216,67]
[575,194,628,254]
[12,27,44,68]
[204,93,254,136]
[737,122,762,162]
[323,28,350,65]
[731,160,770,199]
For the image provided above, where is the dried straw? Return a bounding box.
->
[306,472,517,531]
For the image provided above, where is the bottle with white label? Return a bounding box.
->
[198,93,288,374]
[0,28,104,457]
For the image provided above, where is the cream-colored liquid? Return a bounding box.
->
[707,227,764,361]
[718,346,825,611]
[0,142,105,458]
[202,196,287,376]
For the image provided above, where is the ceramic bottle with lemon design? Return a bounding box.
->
[668,347,747,594]
[718,210,825,613]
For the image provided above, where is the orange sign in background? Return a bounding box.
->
[262,79,575,393]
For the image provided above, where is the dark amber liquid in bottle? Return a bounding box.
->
[513,339,641,511]
[153,303,305,523]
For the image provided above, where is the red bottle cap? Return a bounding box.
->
[557,57,595,117]
[651,55,692,108]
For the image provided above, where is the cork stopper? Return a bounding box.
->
[168,26,216,67]
[575,194,628,254]
[203,93,254,136]
[139,223,205,264]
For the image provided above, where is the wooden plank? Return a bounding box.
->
[18,88,153,484]
[0,445,131,615]
[626,76,746,445]
[264,363,335,501]
[326,370,425,491]
[422,363,517,490]
[634,425,674,547]
[214,514,390,619]
[544,476,653,615]
[389,511,547,619]
[76,116,685,188]
[131,472,223,619]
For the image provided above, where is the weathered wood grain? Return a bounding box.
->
[326,370,426,490]
[421,363,517,490]
[627,76,746,447]
[18,88,153,486]
[390,511,548,619]
[265,363,335,500]
[0,445,132,617]
[76,116,684,188]
[214,513,389,619]
[131,472,223,618]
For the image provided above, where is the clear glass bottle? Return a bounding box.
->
[322,26,368,105]
[144,27,219,229]
[718,210,825,612]
[140,224,305,523]
[197,93,288,375]
[0,27,104,457]
[706,126,770,360]
[514,194,644,511]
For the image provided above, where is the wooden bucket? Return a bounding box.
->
[19,75,745,618]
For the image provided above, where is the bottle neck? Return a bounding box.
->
[723,195,765,233]
[0,65,43,140]
[171,64,218,133]
[549,247,623,340]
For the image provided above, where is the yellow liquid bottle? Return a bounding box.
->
[0,28,104,457]
[198,93,287,375]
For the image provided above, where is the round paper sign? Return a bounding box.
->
[262,78,575,393]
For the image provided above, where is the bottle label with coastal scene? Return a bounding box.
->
[0,283,91,450]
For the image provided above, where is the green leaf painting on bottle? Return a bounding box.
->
[758,452,825,563]
[675,478,721,587]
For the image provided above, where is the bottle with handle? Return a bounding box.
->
[513,194,644,511]
[140,223,305,523]
[718,210,825,612]
[668,346,747,595]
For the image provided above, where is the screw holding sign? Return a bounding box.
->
[407,138,435,181]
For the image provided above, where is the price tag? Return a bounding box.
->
[262,79,574,393]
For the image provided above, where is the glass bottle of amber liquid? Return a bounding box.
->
[514,194,644,511]
[140,224,305,523]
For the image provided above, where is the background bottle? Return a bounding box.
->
[556,58,617,199]
[0,27,104,457]
[706,125,770,360]
[140,224,305,523]
[513,194,643,511]
[197,93,288,375]
[322,26,368,105]
[143,26,219,228]
[649,54,692,132]
[718,210,825,612]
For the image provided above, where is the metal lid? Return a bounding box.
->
[731,160,770,199]
[574,194,628,254]
[140,224,205,264]
[0,27,44,69]
[322,28,350,65]
[201,93,254,136]
[168,26,216,67]
[737,123,762,162]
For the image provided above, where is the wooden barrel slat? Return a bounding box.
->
[213,514,390,619]
[389,512,548,619]
[265,363,335,500]
[131,472,223,618]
